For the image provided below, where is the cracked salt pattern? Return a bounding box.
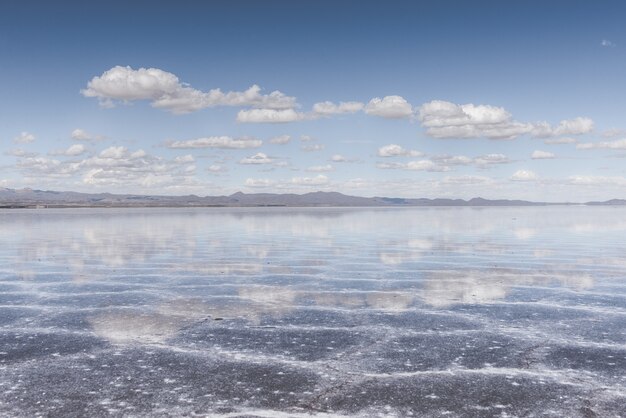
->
[0,206,625,417]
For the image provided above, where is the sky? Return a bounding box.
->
[1,0,626,201]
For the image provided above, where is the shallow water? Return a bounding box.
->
[0,206,625,417]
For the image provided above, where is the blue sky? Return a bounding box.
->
[2,0,626,201]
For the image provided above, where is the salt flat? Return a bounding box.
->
[0,207,625,417]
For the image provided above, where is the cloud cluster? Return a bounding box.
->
[511,170,538,181]
[377,144,423,157]
[14,145,199,192]
[82,66,297,114]
[306,164,334,172]
[365,96,413,119]
[167,136,262,149]
[269,135,291,144]
[577,138,626,150]
[377,160,450,172]
[237,108,306,123]
[239,152,273,165]
[312,101,364,116]
[531,150,555,159]
[14,132,35,143]
[418,100,593,140]
[50,144,87,157]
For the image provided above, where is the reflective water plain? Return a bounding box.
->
[1,206,625,417]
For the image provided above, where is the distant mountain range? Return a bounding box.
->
[0,187,623,208]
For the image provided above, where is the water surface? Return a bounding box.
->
[1,207,625,417]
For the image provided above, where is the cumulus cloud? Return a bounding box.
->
[365,95,413,119]
[473,153,511,166]
[418,100,531,139]
[418,100,593,140]
[300,135,315,142]
[167,136,262,149]
[531,117,594,138]
[531,150,555,159]
[269,135,291,144]
[377,144,423,157]
[576,138,626,150]
[4,148,38,158]
[100,146,127,159]
[603,128,626,138]
[377,160,450,172]
[511,170,538,181]
[70,128,104,141]
[305,164,334,172]
[301,143,325,152]
[236,108,306,123]
[207,164,227,173]
[291,175,329,186]
[12,144,206,193]
[245,178,275,187]
[312,101,364,116]
[174,154,194,163]
[50,144,88,157]
[82,66,297,114]
[330,154,348,162]
[430,153,510,168]
[239,152,273,165]
[13,132,35,143]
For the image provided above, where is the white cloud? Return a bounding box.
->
[174,154,195,163]
[301,143,325,152]
[603,128,626,138]
[418,100,531,139]
[300,135,315,142]
[576,138,626,150]
[511,170,538,181]
[100,146,127,159]
[239,152,273,165]
[531,150,555,159]
[532,117,594,138]
[13,131,35,143]
[473,153,510,166]
[430,153,510,168]
[245,178,275,187]
[377,144,423,157]
[269,135,291,144]
[377,160,450,172]
[567,175,626,186]
[82,66,297,114]
[70,128,105,141]
[544,137,578,145]
[601,39,615,47]
[305,164,334,172]
[312,101,364,116]
[236,108,305,123]
[5,148,38,157]
[291,175,329,186]
[432,155,473,166]
[50,144,87,157]
[441,175,492,185]
[365,95,413,119]
[418,100,593,140]
[130,149,146,159]
[167,136,262,149]
[13,145,203,193]
[330,154,347,162]
[208,164,227,173]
